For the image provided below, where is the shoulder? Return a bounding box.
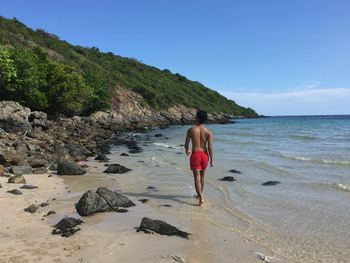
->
[206,128,212,137]
[187,127,194,134]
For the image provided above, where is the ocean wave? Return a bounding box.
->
[153,142,182,149]
[290,135,319,141]
[281,153,350,165]
[333,183,350,192]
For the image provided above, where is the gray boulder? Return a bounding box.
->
[0,151,26,166]
[57,161,86,175]
[138,217,190,239]
[75,190,110,216]
[96,187,135,209]
[9,165,32,176]
[75,188,135,216]
[0,101,31,133]
[103,164,131,174]
[8,175,26,184]
[28,157,48,168]
[29,111,51,130]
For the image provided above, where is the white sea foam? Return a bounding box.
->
[153,142,182,149]
[282,153,350,165]
[333,183,350,192]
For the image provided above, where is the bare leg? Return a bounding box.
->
[193,170,203,206]
[200,170,205,194]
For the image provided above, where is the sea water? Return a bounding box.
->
[81,116,350,262]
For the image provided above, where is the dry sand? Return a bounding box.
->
[0,172,279,263]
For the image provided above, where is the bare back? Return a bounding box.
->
[188,125,210,152]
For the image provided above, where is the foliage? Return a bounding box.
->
[0,16,258,117]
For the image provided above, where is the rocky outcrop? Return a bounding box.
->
[57,160,86,175]
[75,187,135,216]
[137,217,190,239]
[0,101,31,133]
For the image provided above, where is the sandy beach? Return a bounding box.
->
[0,164,278,263]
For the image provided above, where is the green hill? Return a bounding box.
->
[0,16,258,117]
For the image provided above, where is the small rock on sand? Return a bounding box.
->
[20,185,38,190]
[137,217,190,239]
[219,176,236,182]
[229,169,242,174]
[7,189,22,195]
[52,217,84,237]
[103,164,131,174]
[262,181,281,186]
[24,204,39,213]
[8,175,26,184]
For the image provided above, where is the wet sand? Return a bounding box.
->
[0,164,281,263]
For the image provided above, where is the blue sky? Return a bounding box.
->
[1,0,349,115]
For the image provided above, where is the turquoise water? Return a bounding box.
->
[141,116,350,262]
[83,115,350,262]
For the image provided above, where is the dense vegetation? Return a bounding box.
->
[0,16,258,117]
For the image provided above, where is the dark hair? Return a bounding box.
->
[196,110,207,124]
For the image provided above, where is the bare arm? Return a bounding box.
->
[184,129,191,156]
[207,131,214,166]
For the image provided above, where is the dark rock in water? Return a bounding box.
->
[94,153,109,162]
[7,189,22,195]
[154,133,163,137]
[33,167,48,174]
[137,160,145,163]
[129,148,143,154]
[228,169,242,174]
[75,190,109,216]
[57,160,86,175]
[138,198,149,203]
[147,186,157,190]
[47,210,56,216]
[24,204,39,213]
[103,164,131,174]
[49,163,58,171]
[9,165,32,176]
[262,181,281,186]
[52,217,84,237]
[40,202,49,207]
[120,152,129,157]
[220,176,236,182]
[20,185,38,190]
[97,187,136,209]
[8,175,26,184]
[161,204,172,208]
[175,152,183,155]
[138,217,190,239]
[116,208,128,213]
[75,188,135,216]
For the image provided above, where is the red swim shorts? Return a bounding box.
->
[190,151,209,171]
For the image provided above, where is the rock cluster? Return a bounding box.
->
[52,217,84,237]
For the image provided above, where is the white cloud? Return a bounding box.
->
[221,88,350,116]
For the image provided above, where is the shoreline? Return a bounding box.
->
[0,149,280,263]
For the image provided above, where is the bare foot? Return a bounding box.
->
[199,197,204,206]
